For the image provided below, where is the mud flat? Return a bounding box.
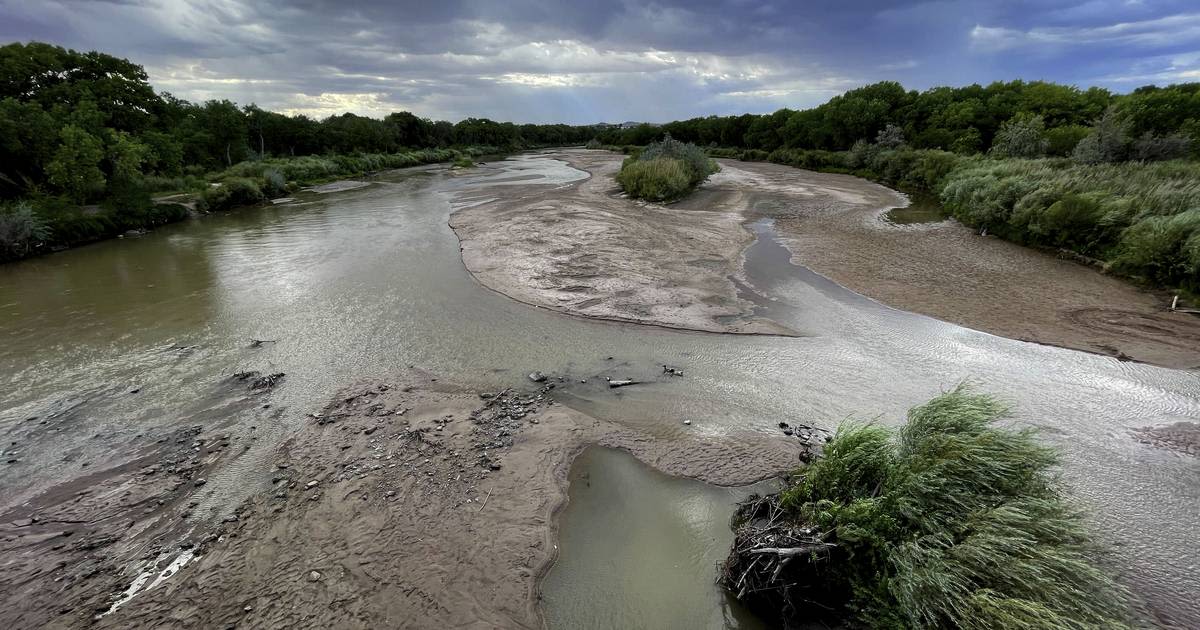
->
[711,159,1200,369]
[2,371,799,629]
[449,150,793,336]
[452,149,1200,369]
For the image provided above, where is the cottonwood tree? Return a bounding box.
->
[47,125,105,203]
[989,114,1048,158]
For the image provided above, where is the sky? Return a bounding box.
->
[2,0,1199,124]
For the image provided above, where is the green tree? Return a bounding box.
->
[988,114,1048,158]
[47,125,106,202]
[108,132,149,183]
[1072,107,1131,164]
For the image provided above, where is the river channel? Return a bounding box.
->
[1,153,1197,627]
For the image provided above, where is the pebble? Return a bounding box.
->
[193,478,206,487]
[306,480,318,489]
[309,571,322,582]
[683,420,692,425]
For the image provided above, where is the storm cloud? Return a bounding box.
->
[2,0,1199,123]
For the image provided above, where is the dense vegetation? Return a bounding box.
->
[612,135,717,201]
[0,42,598,260]
[723,386,1132,629]
[596,81,1200,292]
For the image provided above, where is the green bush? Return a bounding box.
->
[202,177,265,212]
[1045,125,1090,157]
[775,386,1131,629]
[616,135,717,201]
[0,201,51,260]
[260,169,288,198]
[615,157,692,201]
[638,134,718,187]
[941,158,1200,289]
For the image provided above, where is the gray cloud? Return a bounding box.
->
[2,0,1197,123]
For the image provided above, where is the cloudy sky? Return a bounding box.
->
[3,0,1199,123]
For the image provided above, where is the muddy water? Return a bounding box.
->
[882,194,947,225]
[1,152,1199,626]
[542,447,772,629]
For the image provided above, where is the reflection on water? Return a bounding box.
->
[882,194,948,225]
[0,152,1198,625]
[542,447,772,630]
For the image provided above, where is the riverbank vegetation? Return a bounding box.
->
[0,42,598,261]
[613,135,718,201]
[596,80,1200,293]
[722,386,1132,629]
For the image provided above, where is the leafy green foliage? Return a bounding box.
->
[1072,107,1131,164]
[989,114,1048,158]
[0,201,51,260]
[615,158,692,201]
[46,125,106,203]
[201,178,265,212]
[616,135,718,201]
[941,158,1200,289]
[779,386,1132,629]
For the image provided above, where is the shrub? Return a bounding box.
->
[585,138,603,149]
[1132,132,1192,162]
[201,177,265,212]
[1072,107,1130,164]
[615,157,691,201]
[748,386,1132,629]
[617,135,717,201]
[638,134,718,187]
[874,123,906,150]
[845,139,871,169]
[260,169,288,197]
[0,201,51,259]
[940,158,1200,290]
[1045,125,1090,157]
[1114,209,1200,284]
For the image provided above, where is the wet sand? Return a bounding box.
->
[2,373,800,629]
[452,150,1200,369]
[449,151,794,336]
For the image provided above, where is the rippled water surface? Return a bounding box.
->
[1,153,1198,626]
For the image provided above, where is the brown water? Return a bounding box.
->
[882,194,948,225]
[542,447,773,630]
[1,153,1199,626]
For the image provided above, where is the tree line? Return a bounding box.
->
[0,41,597,203]
[596,79,1199,161]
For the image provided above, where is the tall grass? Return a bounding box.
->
[941,159,1200,290]
[776,386,1132,629]
[616,135,718,201]
[751,143,1200,292]
[615,158,692,201]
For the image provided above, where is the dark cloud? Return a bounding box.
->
[1,0,1197,123]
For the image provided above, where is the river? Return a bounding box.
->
[1,153,1198,627]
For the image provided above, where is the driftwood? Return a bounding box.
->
[607,379,639,388]
[719,492,843,627]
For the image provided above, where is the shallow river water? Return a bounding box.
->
[1,153,1198,627]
